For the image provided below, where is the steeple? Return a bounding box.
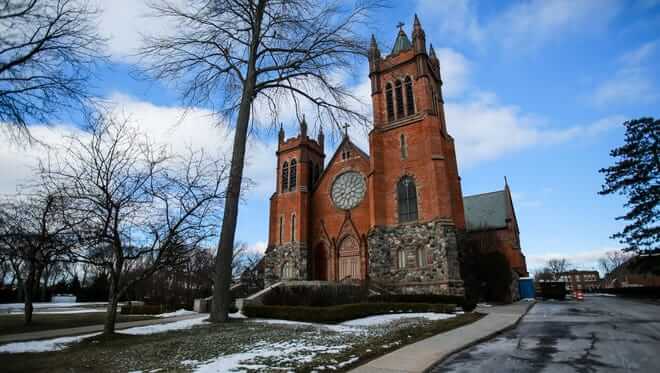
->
[429,43,439,68]
[368,34,381,72]
[300,115,308,138]
[278,122,285,143]
[317,125,324,150]
[412,14,426,53]
[391,22,412,55]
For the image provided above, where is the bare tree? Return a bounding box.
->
[141,0,380,322]
[533,267,554,282]
[598,251,631,277]
[40,111,228,334]
[546,258,571,280]
[0,0,105,138]
[0,192,73,324]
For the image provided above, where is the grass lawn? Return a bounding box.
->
[0,312,482,372]
[0,313,156,336]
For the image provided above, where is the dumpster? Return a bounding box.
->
[519,277,535,299]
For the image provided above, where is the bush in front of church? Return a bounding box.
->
[242,302,456,323]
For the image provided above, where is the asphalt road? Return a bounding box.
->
[431,295,660,373]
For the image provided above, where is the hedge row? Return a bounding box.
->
[242,302,457,324]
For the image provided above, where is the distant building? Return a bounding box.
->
[604,252,660,288]
[558,270,600,292]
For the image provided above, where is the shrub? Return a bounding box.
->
[261,283,368,307]
[242,302,456,323]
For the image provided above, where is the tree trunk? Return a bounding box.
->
[23,269,35,325]
[210,0,266,323]
[104,273,120,335]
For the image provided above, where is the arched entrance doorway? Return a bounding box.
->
[315,243,329,281]
[337,236,362,280]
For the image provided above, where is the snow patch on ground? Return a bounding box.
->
[0,333,100,353]
[252,312,455,333]
[0,316,209,353]
[190,340,351,372]
[229,311,247,319]
[119,316,208,335]
[155,309,197,318]
[340,312,455,326]
[0,302,107,310]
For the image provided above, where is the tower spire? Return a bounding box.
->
[412,14,426,53]
[391,21,412,55]
[278,122,285,143]
[300,114,308,138]
[368,34,381,72]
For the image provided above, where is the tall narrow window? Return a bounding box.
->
[397,249,406,269]
[405,77,414,116]
[309,162,314,187]
[397,176,418,223]
[315,164,320,185]
[385,83,394,122]
[279,216,284,244]
[289,159,297,190]
[400,134,408,160]
[395,80,404,118]
[281,161,289,192]
[417,247,426,267]
[291,214,296,241]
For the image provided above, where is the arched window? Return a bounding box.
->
[395,80,404,118]
[281,161,289,192]
[385,83,394,122]
[400,134,408,160]
[291,214,296,241]
[397,249,406,269]
[405,76,415,116]
[279,215,284,244]
[397,176,418,223]
[289,159,297,190]
[282,262,295,279]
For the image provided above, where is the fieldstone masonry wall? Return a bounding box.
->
[367,219,464,295]
[264,242,309,286]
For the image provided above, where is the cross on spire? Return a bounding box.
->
[396,21,405,31]
[342,122,350,137]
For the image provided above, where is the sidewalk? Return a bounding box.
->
[0,313,205,344]
[349,301,535,373]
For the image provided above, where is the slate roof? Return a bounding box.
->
[463,190,509,231]
[391,30,412,55]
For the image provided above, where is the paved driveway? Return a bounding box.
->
[431,296,660,372]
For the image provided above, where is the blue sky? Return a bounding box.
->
[1,0,659,273]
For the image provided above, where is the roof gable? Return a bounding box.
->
[314,136,369,188]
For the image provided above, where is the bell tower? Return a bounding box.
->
[265,117,325,283]
[367,15,465,229]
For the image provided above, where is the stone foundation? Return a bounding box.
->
[264,242,309,286]
[367,219,464,296]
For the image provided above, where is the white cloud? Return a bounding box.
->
[590,41,659,107]
[445,92,623,167]
[437,48,471,98]
[93,0,183,61]
[0,93,278,199]
[417,0,621,51]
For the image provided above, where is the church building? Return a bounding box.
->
[263,17,527,296]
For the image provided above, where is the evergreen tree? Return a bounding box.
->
[599,117,659,253]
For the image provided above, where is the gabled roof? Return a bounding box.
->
[463,190,508,231]
[391,29,412,55]
[314,136,369,190]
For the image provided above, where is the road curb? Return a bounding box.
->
[423,301,536,372]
